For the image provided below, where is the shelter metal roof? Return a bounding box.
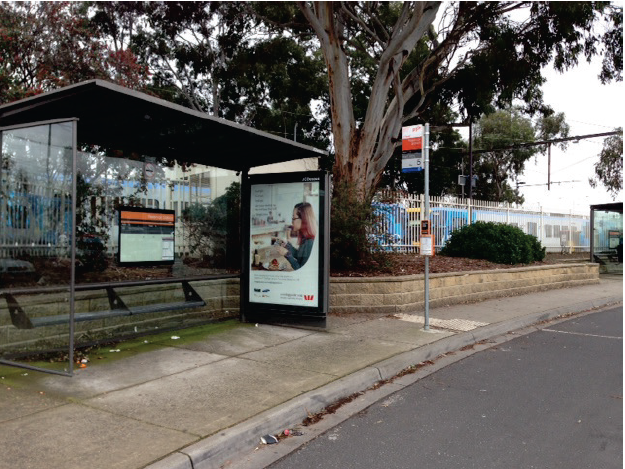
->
[590,202,623,213]
[0,80,326,172]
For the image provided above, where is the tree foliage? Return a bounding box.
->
[470,109,570,204]
[1,2,619,193]
[1,2,621,201]
[181,181,241,269]
[598,3,623,84]
[386,108,571,203]
[536,112,570,152]
[0,1,620,271]
[589,128,623,200]
[0,1,148,103]
[131,1,329,148]
[381,125,467,197]
[472,108,535,204]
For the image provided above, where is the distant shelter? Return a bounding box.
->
[590,202,623,274]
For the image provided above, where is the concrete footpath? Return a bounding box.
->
[1,276,622,469]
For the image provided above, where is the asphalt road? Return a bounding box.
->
[268,307,623,469]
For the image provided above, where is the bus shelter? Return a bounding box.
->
[590,202,623,274]
[0,80,326,375]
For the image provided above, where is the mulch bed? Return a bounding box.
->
[4,253,588,289]
[331,252,589,277]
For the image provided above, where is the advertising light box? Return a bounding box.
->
[118,207,175,265]
[243,171,329,328]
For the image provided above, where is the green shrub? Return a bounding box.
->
[440,221,546,264]
[330,181,390,271]
[526,232,547,262]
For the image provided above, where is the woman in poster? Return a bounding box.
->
[275,202,317,270]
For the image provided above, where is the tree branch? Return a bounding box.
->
[298,1,355,165]
[296,1,329,45]
[339,2,385,48]
[365,2,391,45]
[360,2,440,163]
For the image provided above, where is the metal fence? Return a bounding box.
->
[371,192,592,253]
[1,176,207,259]
[3,182,594,260]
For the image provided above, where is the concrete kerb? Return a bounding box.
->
[146,294,622,469]
[169,367,382,469]
[146,453,192,469]
[374,294,623,382]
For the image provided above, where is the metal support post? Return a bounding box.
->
[424,123,430,331]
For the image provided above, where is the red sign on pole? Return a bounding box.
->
[402,136,422,152]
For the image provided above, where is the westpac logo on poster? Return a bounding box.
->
[304,295,315,301]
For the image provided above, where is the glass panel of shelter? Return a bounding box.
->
[592,209,623,273]
[0,121,75,375]
[1,121,242,374]
[69,147,242,345]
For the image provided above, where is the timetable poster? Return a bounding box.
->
[118,207,175,265]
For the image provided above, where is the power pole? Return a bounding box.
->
[468,117,473,200]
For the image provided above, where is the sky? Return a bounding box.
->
[517,56,623,214]
[440,4,623,216]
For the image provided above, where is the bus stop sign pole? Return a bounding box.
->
[424,123,430,331]
[400,122,431,331]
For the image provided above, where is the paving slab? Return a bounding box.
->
[240,332,414,376]
[327,313,388,330]
[36,347,227,399]
[332,316,455,345]
[0,276,620,469]
[84,357,333,437]
[0,383,66,423]
[428,279,622,323]
[176,323,313,356]
[1,403,195,469]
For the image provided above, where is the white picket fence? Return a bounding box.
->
[2,182,593,260]
[0,178,204,259]
[371,192,591,253]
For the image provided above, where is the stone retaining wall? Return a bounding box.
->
[1,263,599,352]
[0,278,240,353]
[329,263,599,315]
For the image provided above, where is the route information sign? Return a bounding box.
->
[402,125,424,172]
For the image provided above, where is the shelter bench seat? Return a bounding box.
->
[593,249,620,265]
[3,280,206,330]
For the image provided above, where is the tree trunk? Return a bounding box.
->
[299,1,440,202]
[212,78,220,117]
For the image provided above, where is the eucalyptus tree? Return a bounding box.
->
[472,108,537,204]
[249,1,622,267]
[469,109,571,204]
[288,1,622,201]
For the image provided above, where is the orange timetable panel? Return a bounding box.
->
[121,211,175,225]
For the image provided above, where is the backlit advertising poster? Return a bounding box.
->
[118,207,175,265]
[244,171,329,328]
